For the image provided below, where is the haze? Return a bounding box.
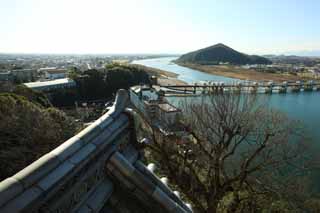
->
[1,0,320,55]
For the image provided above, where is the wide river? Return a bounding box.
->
[133,57,320,144]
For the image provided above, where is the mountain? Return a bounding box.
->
[263,54,320,66]
[176,43,272,65]
[283,50,320,57]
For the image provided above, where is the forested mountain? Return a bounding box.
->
[176,43,272,65]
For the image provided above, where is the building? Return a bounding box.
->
[310,68,320,73]
[0,69,37,82]
[39,67,68,80]
[130,85,159,119]
[130,85,181,127]
[11,69,37,82]
[23,78,76,92]
[0,71,12,81]
[157,103,181,125]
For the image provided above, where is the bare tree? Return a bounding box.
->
[144,94,314,212]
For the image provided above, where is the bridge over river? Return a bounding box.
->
[160,81,320,95]
[0,90,192,213]
[133,56,320,148]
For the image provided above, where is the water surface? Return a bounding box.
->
[133,57,320,141]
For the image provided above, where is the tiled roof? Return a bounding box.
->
[0,89,192,213]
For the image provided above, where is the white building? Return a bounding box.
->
[24,78,76,92]
[129,85,181,126]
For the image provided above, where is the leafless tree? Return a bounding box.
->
[144,94,315,212]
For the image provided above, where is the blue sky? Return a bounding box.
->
[0,0,319,55]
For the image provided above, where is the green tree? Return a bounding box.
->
[13,84,52,108]
[0,94,79,181]
[75,64,150,101]
[67,67,80,80]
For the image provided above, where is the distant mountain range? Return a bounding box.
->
[282,50,320,57]
[263,54,320,65]
[176,43,272,65]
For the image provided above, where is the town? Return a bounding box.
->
[0,54,175,83]
[1,0,320,212]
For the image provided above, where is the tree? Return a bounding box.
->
[67,67,80,80]
[0,83,52,108]
[75,64,150,101]
[145,94,314,212]
[13,84,52,108]
[0,94,79,181]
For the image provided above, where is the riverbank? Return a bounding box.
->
[130,64,178,78]
[176,62,316,83]
[130,63,187,85]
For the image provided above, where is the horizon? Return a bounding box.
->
[1,45,320,58]
[1,0,320,56]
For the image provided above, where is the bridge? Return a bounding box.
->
[160,80,320,95]
[0,90,192,213]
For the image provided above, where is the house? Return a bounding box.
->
[44,69,67,79]
[39,67,67,80]
[129,85,181,127]
[157,103,181,125]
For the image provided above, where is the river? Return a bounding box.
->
[133,57,320,143]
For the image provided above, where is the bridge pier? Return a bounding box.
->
[278,82,288,93]
[278,86,287,93]
[219,86,224,94]
[250,87,257,93]
[304,81,314,92]
[250,82,258,94]
[233,87,241,94]
[304,86,313,91]
[291,81,302,92]
[233,82,241,94]
[264,81,273,94]
[291,87,300,92]
[265,86,273,94]
[207,86,211,94]
[210,86,215,94]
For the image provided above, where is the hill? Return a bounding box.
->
[176,43,272,65]
[0,93,79,180]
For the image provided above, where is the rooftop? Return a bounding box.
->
[45,69,67,74]
[158,103,180,113]
[38,67,57,71]
[24,78,75,89]
[0,71,10,75]
[131,85,142,94]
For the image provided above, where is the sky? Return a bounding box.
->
[0,0,320,55]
